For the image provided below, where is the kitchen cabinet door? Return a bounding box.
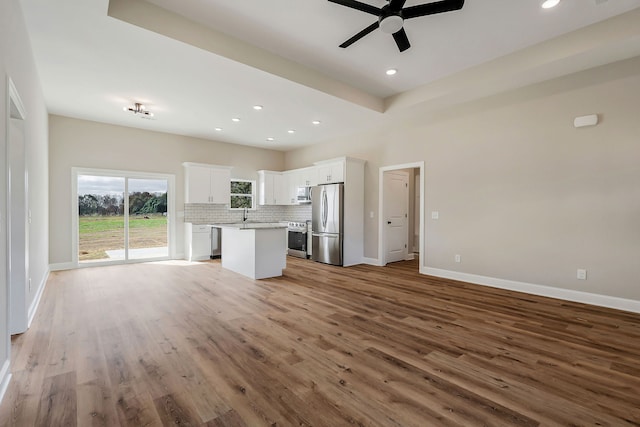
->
[317,161,344,184]
[209,168,231,204]
[186,165,213,203]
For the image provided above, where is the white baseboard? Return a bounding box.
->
[0,359,11,406]
[405,253,415,261]
[28,268,50,328]
[49,262,75,271]
[362,257,384,266]
[422,267,640,314]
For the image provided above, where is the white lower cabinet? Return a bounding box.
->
[185,224,212,261]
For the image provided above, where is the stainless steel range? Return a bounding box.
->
[287,221,308,258]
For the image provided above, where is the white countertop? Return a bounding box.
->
[211,222,288,230]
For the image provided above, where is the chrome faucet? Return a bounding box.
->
[242,207,248,222]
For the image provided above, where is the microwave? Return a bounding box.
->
[296,186,312,204]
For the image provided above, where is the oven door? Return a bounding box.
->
[287,230,307,258]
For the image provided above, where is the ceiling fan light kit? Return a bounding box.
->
[329,0,465,52]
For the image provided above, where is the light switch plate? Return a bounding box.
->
[431,211,439,220]
[577,269,587,280]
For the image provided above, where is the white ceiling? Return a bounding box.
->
[21,0,640,151]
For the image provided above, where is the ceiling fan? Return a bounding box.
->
[328,0,465,52]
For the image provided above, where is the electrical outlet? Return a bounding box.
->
[455,254,461,263]
[577,269,587,280]
[431,211,439,220]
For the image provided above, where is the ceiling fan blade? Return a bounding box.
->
[402,0,465,19]
[392,28,411,52]
[388,0,407,12]
[328,0,382,16]
[339,21,380,48]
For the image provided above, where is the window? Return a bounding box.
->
[230,179,255,209]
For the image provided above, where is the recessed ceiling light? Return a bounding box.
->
[253,105,263,110]
[541,0,560,8]
[288,129,295,134]
[232,117,241,122]
[312,120,321,125]
[266,137,275,141]
[386,68,397,76]
[215,127,222,131]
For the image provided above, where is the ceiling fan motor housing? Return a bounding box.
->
[379,14,404,34]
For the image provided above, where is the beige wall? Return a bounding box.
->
[49,116,284,265]
[285,57,640,301]
[1,0,49,372]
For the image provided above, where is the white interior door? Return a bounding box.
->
[383,170,409,264]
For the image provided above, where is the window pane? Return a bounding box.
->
[231,181,252,195]
[230,195,252,209]
[128,178,168,259]
[77,175,125,262]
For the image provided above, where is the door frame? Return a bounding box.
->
[378,161,424,267]
[7,78,28,335]
[71,167,176,268]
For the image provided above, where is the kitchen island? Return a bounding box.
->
[213,223,288,279]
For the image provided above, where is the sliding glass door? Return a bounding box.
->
[128,178,168,260]
[75,169,173,265]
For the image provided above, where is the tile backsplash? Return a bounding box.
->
[184,204,311,224]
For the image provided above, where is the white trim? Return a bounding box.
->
[49,262,75,272]
[405,253,415,261]
[27,268,49,328]
[361,257,384,266]
[378,162,425,268]
[422,267,640,314]
[0,360,11,405]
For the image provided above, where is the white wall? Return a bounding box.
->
[285,57,640,304]
[0,0,50,397]
[48,115,286,266]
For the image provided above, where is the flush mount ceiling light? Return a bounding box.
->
[124,102,153,117]
[215,127,222,131]
[266,137,275,141]
[312,120,321,125]
[253,105,263,110]
[541,0,560,8]
[288,129,296,134]
[386,68,397,76]
[232,117,241,122]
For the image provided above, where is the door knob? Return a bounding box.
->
[387,221,391,224]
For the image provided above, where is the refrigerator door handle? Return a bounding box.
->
[312,233,339,238]
[322,190,328,228]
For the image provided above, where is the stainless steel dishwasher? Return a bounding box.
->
[210,226,221,259]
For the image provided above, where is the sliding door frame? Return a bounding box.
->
[71,167,176,268]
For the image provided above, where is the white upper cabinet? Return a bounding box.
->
[184,163,232,204]
[316,160,345,184]
[258,170,290,205]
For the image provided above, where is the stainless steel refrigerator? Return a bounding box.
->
[311,183,344,266]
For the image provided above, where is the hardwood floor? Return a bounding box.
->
[1,257,639,426]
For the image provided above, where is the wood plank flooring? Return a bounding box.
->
[1,257,639,426]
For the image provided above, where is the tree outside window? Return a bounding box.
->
[230,179,255,209]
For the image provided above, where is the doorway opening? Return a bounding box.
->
[378,162,424,269]
[73,168,175,266]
